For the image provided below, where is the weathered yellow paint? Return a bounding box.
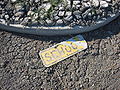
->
[39,35,87,67]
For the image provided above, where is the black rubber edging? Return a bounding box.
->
[0,12,120,36]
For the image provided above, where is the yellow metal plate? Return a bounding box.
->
[39,35,87,67]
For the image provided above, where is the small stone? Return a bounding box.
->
[58,11,65,17]
[27,11,34,16]
[92,0,100,7]
[4,14,9,19]
[100,1,109,8]
[43,3,51,11]
[65,11,72,16]
[54,15,59,20]
[0,0,119,27]
[83,2,91,8]
[14,17,20,21]
[35,0,39,3]
[59,7,64,10]
[11,0,16,3]
[0,19,6,24]
[87,13,93,19]
[15,4,23,11]
[64,15,73,21]
[76,4,81,9]
[106,0,111,2]
[15,11,24,17]
[56,19,63,24]
[73,0,80,5]
[21,17,31,25]
[45,19,53,25]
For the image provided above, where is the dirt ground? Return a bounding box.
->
[0,16,120,90]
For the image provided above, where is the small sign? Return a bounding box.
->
[39,35,87,67]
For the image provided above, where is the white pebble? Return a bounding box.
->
[106,0,111,2]
[92,0,100,7]
[100,1,109,8]
[11,0,16,3]
[58,11,65,17]
[73,1,80,5]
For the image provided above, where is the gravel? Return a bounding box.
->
[0,0,120,27]
[0,16,120,90]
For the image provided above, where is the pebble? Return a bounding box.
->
[92,0,100,7]
[43,3,51,11]
[64,15,73,21]
[35,0,39,3]
[106,0,111,2]
[15,11,24,17]
[54,15,59,20]
[100,1,109,8]
[4,14,9,19]
[15,4,23,11]
[59,7,64,10]
[83,2,91,8]
[73,0,80,5]
[0,0,119,27]
[45,19,53,25]
[27,11,34,16]
[57,19,63,24]
[21,17,31,25]
[65,11,72,17]
[58,11,65,17]
[0,19,6,24]
[11,0,16,3]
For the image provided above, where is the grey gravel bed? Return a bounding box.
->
[0,0,120,27]
[0,16,120,90]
